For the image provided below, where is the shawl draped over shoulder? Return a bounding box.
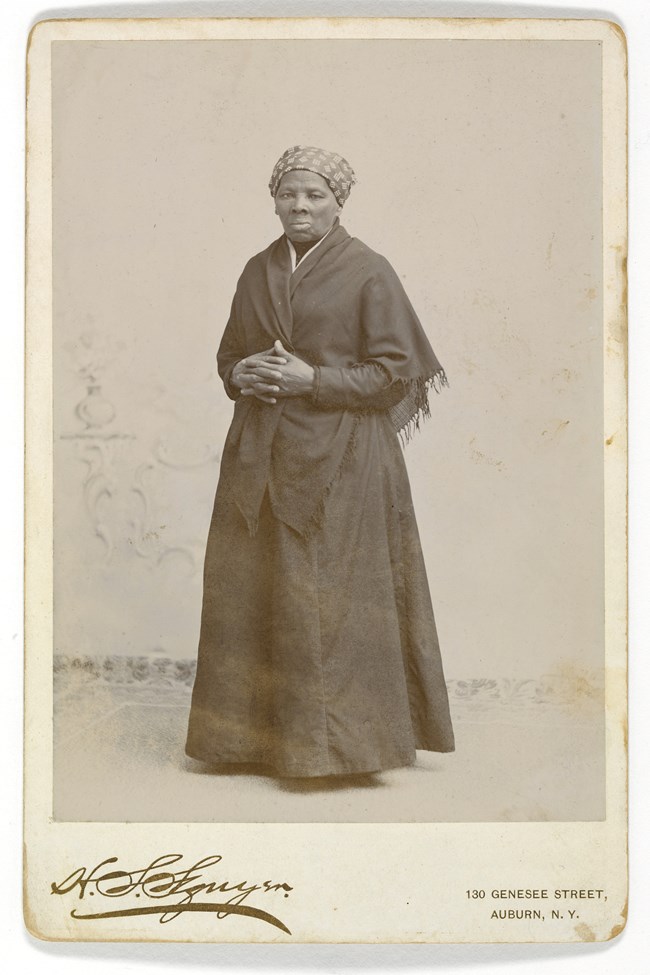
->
[217,221,447,537]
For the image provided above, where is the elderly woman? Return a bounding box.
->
[185,146,455,777]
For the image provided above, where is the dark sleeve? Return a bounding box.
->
[312,362,405,411]
[216,293,245,400]
[310,257,416,412]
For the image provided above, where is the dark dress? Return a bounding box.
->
[185,222,455,776]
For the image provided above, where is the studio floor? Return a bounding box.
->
[52,657,605,823]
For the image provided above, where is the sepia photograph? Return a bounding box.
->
[23,15,627,944]
[51,29,606,824]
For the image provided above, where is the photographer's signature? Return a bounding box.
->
[51,853,293,933]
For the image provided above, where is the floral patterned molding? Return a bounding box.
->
[53,654,604,713]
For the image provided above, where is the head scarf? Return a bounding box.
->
[268,145,356,206]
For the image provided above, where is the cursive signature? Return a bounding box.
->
[50,853,293,933]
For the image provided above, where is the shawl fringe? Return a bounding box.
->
[241,368,447,537]
[298,367,448,537]
[393,368,449,446]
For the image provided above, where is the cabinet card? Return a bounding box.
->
[24,16,627,943]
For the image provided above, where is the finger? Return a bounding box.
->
[250,347,279,362]
[261,356,288,365]
[241,387,276,404]
[239,371,268,383]
[242,364,282,377]
[241,355,269,368]
[274,339,286,355]
[253,382,280,394]
[252,366,283,380]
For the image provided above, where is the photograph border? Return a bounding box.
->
[24,15,627,944]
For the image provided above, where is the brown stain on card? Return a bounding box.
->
[542,663,604,718]
[22,842,54,941]
[546,233,556,268]
[540,419,570,440]
[468,437,504,472]
[607,899,628,940]
[607,246,628,382]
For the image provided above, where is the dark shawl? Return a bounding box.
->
[216,221,447,537]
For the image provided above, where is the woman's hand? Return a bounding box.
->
[251,340,315,397]
[230,347,288,404]
[231,341,315,404]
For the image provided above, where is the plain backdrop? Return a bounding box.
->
[53,34,603,683]
[3,0,649,972]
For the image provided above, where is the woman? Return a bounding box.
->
[185,145,455,777]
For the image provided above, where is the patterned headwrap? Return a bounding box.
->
[268,145,357,206]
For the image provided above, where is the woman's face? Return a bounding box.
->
[274,171,341,243]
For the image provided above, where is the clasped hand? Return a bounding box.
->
[231,340,315,404]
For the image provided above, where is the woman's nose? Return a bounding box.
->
[292,197,308,212]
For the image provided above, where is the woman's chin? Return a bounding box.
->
[288,231,316,243]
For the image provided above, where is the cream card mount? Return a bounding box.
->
[25,17,627,944]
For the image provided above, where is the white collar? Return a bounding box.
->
[286,224,334,272]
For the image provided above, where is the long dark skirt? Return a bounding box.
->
[185,411,455,777]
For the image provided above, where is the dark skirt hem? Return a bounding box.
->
[184,742,454,779]
[186,411,455,779]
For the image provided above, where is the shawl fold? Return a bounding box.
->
[217,222,446,536]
